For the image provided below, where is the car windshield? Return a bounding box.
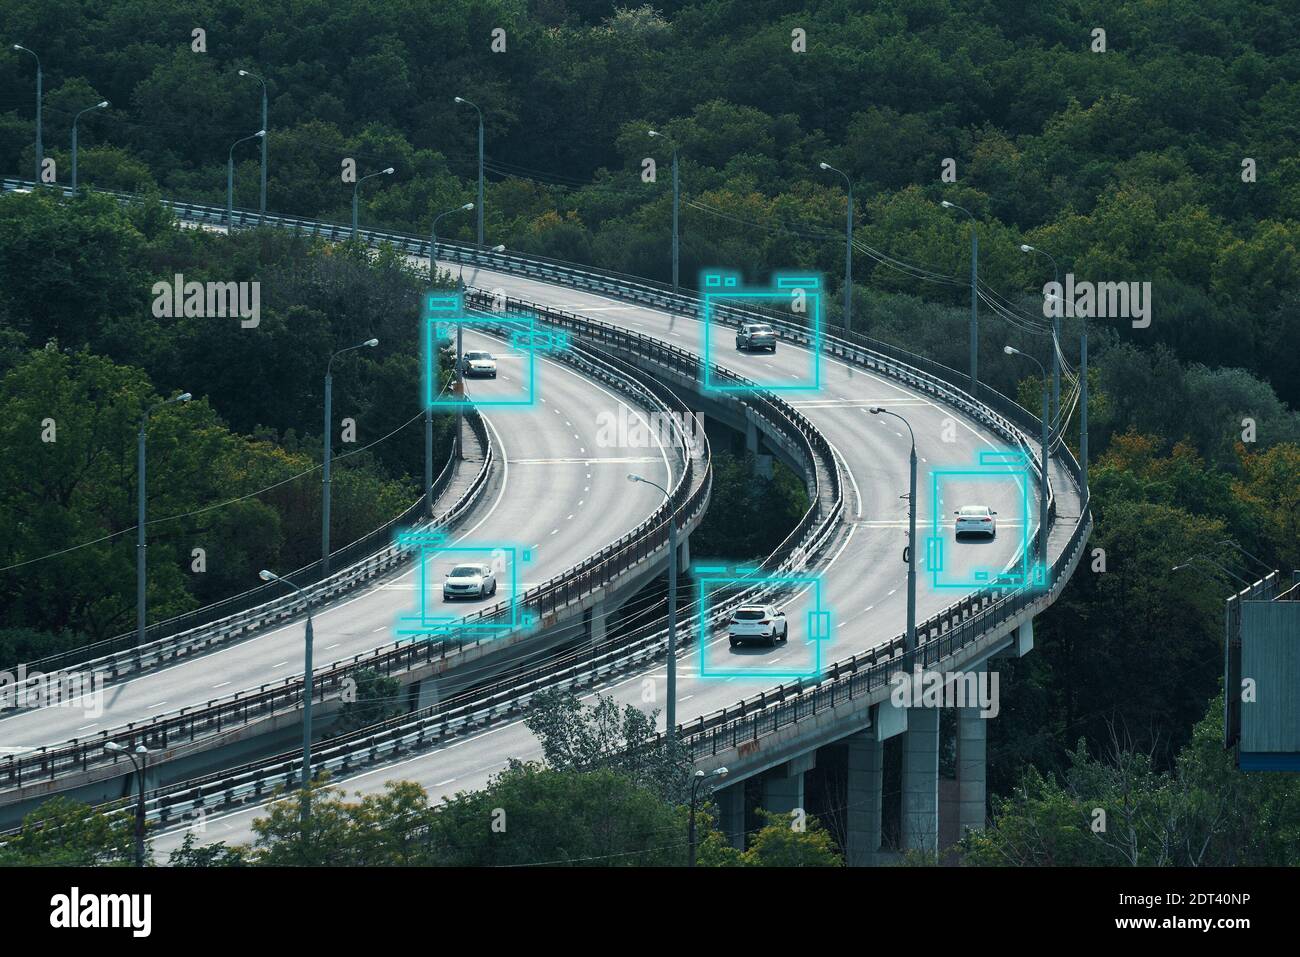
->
[465,352,492,360]
[959,507,989,516]
[448,565,483,577]
[734,609,766,620]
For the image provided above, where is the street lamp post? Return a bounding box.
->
[451,246,504,464]
[71,100,109,194]
[227,130,265,228]
[688,767,729,866]
[105,743,152,866]
[322,338,379,574]
[648,130,680,292]
[351,167,394,238]
[138,392,191,645]
[425,203,476,517]
[259,570,316,820]
[12,45,41,183]
[454,97,485,246]
[237,70,268,221]
[819,162,854,334]
[1004,346,1050,569]
[429,202,475,280]
[868,407,917,652]
[1046,289,1088,500]
[942,201,979,398]
[628,473,678,735]
[1019,244,1061,438]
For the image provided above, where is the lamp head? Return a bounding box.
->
[1020,243,1033,252]
[867,406,882,414]
[463,202,474,210]
[1003,346,1018,356]
[258,569,276,582]
[627,473,642,484]
[383,166,394,175]
[714,767,729,778]
[491,244,505,253]
[255,130,266,138]
[105,741,125,753]
[818,162,830,170]
[364,338,379,348]
[176,392,192,403]
[941,200,954,208]
[647,129,660,138]
[238,69,249,76]
[454,96,465,104]
[98,100,109,109]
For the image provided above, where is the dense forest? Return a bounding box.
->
[1,0,1298,858]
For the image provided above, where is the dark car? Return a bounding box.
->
[736,322,777,352]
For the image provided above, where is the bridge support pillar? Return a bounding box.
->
[676,534,690,571]
[715,781,745,850]
[901,706,940,855]
[956,702,988,839]
[586,600,608,645]
[845,730,883,866]
[761,752,815,818]
[743,419,774,478]
[416,676,440,711]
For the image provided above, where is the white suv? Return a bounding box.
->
[442,563,497,600]
[728,604,788,648]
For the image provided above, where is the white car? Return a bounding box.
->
[460,351,497,378]
[954,505,997,538]
[442,563,497,600]
[728,604,788,648]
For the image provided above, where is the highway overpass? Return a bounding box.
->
[1,184,1090,861]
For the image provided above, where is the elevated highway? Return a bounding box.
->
[1,184,1089,860]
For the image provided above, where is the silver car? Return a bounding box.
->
[954,505,997,538]
[736,322,777,352]
[442,563,498,600]
[728,604,788,648]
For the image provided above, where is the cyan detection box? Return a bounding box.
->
[422,290,540,409]
[925,450,1044,591]
[393,529,530,639]
[699,271,823,393]
[694,566,831,680]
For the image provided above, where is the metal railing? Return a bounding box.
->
[12,322,848,832]
[0,327,709,792]
[2,425,469,682]
[0,412,487,705]
[0,180,1086,820]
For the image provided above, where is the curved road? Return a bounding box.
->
[154,258,1083,853]
[0,330,674,751]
